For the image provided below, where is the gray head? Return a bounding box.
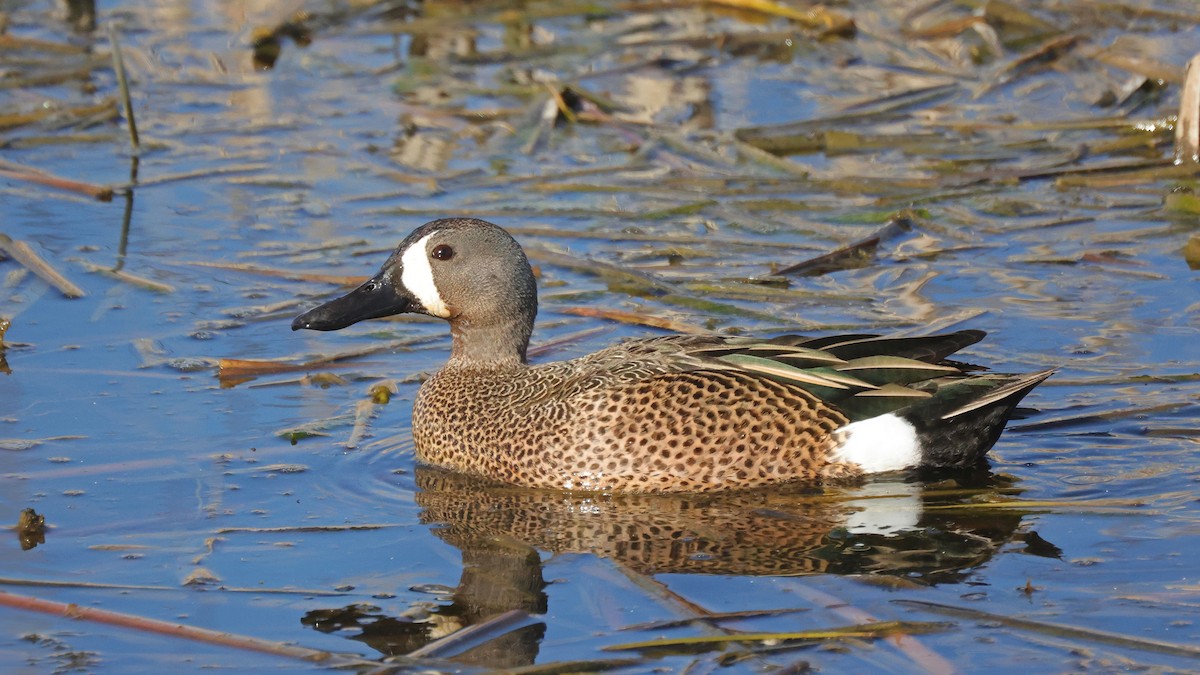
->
[292,218,538,365]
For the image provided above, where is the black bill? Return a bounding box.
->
[291,274,418,331]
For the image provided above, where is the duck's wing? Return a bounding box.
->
[766,329,986,363]
[675,330,1052,469]
[558,330,1011,416]
[543,329,1049,430]
[678,329,1050,422]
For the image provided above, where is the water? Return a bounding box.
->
[2,0,1199,671]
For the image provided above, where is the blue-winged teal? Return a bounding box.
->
[293,218,1053,493]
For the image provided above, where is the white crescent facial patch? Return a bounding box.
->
[400,232,451,318]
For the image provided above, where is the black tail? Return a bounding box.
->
[904,369,1055,468]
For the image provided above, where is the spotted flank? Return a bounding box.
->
[293,217,1054,493]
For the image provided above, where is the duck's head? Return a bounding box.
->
[292,218,538,364]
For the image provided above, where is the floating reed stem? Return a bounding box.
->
[107,25,140,153]
[0,588,376,667]
[0,233,86,298]
[895,600,1200,659]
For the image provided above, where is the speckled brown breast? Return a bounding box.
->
[411,341,855,493]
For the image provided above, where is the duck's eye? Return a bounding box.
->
[364,281,378,291]
[431,244,455,261]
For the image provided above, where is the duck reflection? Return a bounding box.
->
[302,466,1053,664]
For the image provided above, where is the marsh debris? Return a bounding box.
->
[17,508,46,551]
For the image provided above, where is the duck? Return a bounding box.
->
[292,217,1053,493]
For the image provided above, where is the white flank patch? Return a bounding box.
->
[400,233,451,318]
[844,482,922,535]
[830,413,921,473]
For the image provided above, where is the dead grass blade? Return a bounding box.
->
[1011,400,1197,432]
[133,338,220,370]
[774,580,955,674]
[407,609,542,658]
[0,233,86,298]
[369,204,639,220]
[498,657,646,673]
[218,358,330,383]
[609,560,713,617]
[107,25,139,152]
[0,160,113,201]
[973,33,1081,98]
[774,214,912,277]
[221,298,311,321]
[0,578,190,593]
[930,115,1169,132]
[676,281,845,304]
[982,0,1060,39]
[922,497,1156,512]
[1054,162,1200,189]
[1037,372,1200,386]
[700,0,854,36]
[462,162,637,190]
[215,523,402,534]
[735,86,956,154]
[603,558,757,664]
[0,588,383,667]
[895,599,1200,659]
[182,260,365,286]
[0,33,88,54]
[604,621,951,652]
[0,576,346,596]
[524,247,675,295]
[837,82,960,116]
[951,157,1176,187]
[235,237,369,259]
[506,226,817,251]
[0,435,86,451]
[0,99,117,132]
[620,607,810,632]
[731,137,812,175]
[78,261,174,293]
[999,215,1095,233]
[218,336,435,387]
[557,306,708,333]
[116,163,270,190]
[0,61,108,90]
[1085,46,1186,85]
